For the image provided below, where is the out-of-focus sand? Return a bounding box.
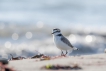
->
[9,54,106,71]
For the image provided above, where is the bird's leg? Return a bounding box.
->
[61,50,64,56]
[64,50,68,56]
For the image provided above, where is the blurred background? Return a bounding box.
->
[0,0,106,59]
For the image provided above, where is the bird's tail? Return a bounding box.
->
[73,47,79,50]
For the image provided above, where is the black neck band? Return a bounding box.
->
[56,34,62,36]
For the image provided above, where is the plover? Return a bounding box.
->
[52,28,78,56]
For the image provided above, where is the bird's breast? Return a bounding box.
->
[53,36,72,50]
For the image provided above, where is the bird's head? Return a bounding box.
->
[52,28,61,35]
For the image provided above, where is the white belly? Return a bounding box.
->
[53,36,73,50]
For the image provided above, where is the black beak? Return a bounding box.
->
[51,32,54,34]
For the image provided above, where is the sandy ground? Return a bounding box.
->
[9,53,106,71]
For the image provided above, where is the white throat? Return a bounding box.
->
[53,32,62,42]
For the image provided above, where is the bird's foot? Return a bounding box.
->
[61,54,67,57]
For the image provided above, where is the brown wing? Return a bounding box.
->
[61,36,73,48]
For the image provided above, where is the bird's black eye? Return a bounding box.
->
[57,34,62,36]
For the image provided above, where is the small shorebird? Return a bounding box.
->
[52,28,78,56]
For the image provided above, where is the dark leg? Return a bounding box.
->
[61,50,64,56]
[65,50,68,55]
